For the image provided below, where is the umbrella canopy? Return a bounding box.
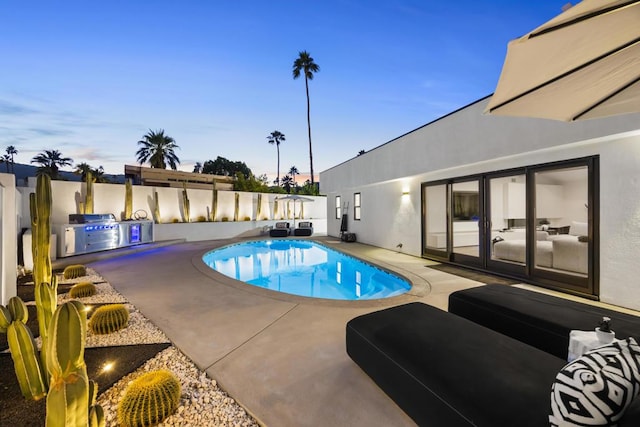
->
[486,0,640,121]
[275,195,314,227]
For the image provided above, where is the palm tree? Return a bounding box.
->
[267,130,286,186]
[288,165,299,189]
[74,162,93,181]
[293,50,320,187]
[74,163,108,182]
[281,175,294,193]
[31,149,73,179]
[6,145,17,173]
[136,129,180,169]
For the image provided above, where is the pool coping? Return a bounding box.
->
[192,236,431,308]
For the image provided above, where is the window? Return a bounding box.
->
[336,196,341,219]
[354,193,361,220]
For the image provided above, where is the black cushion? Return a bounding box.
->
[448,284,640,360]
[346,302,566,426]
[269,228,289,237]
[293,227,312,236]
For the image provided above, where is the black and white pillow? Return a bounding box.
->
[550,337,640,426]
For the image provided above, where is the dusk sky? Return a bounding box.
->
[1,1,569,182]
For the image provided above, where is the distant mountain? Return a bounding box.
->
[2,163,126,185]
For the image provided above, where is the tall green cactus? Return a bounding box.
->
[88,380,105,427]
[85,171,94,214]
[233,192,240,222]
[256,193,262,220]
[0,297,47,400]
[210,182,218,222]
[153,191,161,224]
[30,173,57,385]
[182,182,190,223]
[46,300,92,427]
[124,178,133,220]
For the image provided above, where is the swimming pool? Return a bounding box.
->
[202,240,411,300]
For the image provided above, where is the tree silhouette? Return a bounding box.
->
[31,149,73,179]
[136,129,180,169]
[267,130,286,186]
[293,50,320,187]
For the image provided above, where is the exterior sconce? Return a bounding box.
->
[402,191,410,196]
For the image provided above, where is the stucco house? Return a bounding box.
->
[320,96,640,311]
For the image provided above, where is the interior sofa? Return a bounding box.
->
[346,286,640,426]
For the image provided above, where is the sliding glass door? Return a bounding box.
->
[422,157,598,297]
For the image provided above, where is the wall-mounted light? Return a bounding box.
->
[402,191,410,196]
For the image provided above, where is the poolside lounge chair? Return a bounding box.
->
[293,221,313,236]
[269,222,291,237]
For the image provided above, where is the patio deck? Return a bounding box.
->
[75,237,637,426]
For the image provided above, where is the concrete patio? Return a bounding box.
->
[75,237,638,426]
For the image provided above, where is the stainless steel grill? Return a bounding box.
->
[57,214,152,257]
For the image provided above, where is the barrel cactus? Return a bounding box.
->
[117,370,181,427]
[88,304,129,334]
[63,264,87,279]
[69,281,97,299]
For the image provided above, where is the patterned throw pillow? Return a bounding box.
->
[550,337,640,426]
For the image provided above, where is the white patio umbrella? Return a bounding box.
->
[486,0,640,121]
[274,195,314,228]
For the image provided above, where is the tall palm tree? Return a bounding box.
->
[293,50,320,187]
[6,145,17,173]
[288,165,299,189]
[136,129,180,169]
[74,162,93,181]
[267,130,286,186]
[31,149,73,179]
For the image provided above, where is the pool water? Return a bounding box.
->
[202,240,411,300]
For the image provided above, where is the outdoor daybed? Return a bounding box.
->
[293,221,313,236]
[269,222,291,237]
[346,287,640,426]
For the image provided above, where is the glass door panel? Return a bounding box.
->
[534,166,589,278]
[424,184,448,254]
[487,174,527,268]
[452,180,480,259]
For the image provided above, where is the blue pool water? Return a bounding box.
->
[202,240,411,300]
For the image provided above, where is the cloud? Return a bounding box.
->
[0,100,40,115]
[27,127,73,137]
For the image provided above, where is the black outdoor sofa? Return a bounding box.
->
[346,284,640,426]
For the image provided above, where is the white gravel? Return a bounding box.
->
[25,268,260,426]
[98,346,259,427]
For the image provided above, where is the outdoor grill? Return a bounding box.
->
[57,213,153,257]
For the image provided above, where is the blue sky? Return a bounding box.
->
[1,1,567,181]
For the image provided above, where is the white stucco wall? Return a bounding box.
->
[0,174,17,305]
[20,179,326,232]
[320,97,640,311]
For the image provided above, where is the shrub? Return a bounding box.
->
[221,217,229,222]
[88,304,129,334]
[118,370,181,427]
[196,215,207,222]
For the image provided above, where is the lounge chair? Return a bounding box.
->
[269,222,290,237]
[293,221,313,236]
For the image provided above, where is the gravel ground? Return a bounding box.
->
[10,268,260,427]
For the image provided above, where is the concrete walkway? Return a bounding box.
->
[87,238,489,426]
